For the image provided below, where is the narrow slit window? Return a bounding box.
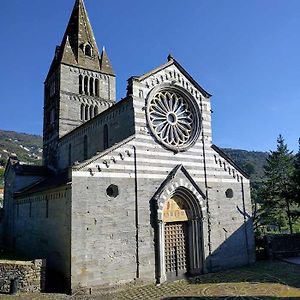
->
[68,144,72,165]
[84,135,88,160]
[103,124,108,149]
[46,197,49,218]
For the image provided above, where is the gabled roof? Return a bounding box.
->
[46,0,114,80]
[4,156,52,178]
[134,55,212,98]
[14,170,70,198]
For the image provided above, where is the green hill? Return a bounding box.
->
[222,148,268,183]
[0,130,43,187]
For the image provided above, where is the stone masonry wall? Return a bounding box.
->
[0,259,46,293]
[59,64,116,138]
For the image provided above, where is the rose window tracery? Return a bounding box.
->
[147,89,200,151]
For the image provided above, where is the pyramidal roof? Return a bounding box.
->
[46,0,114,79]
[100,46,115,75]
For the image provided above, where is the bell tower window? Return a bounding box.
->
[95,79,99,97]
[84,44,92,57]
[89,78,94,96]
[79,75,83,94]
[80,104,84,121]
[90,106,94,119]
[84,76,89,95]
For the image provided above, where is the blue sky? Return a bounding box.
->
[0,0,299,152]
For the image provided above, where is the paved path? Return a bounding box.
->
[1,261,300,299]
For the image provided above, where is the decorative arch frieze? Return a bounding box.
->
[142,67,205,103]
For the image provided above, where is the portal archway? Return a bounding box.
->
[155,186,204,283]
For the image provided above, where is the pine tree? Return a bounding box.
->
[289,139,300,218]
[260,135,294,233]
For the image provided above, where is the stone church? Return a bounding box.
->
[4,0,255,293]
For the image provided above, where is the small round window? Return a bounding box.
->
[106,184,119,198]
[225,188,234,198]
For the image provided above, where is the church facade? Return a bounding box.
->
[4,0,255,293]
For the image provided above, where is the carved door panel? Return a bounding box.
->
[164,222,189,279]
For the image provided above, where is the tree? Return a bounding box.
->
[259,135,295,233]
[291,140,300,202]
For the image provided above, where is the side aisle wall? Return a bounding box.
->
[4,167,45,247]
[14,187,72,286]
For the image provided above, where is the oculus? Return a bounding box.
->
[225,188,234,198]
[147,87,201,152]
[106,184,119,198]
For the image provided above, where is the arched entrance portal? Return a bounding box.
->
[156,187,204,283]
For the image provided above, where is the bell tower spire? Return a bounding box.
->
[47,0,115,76]
[43,0,116,168]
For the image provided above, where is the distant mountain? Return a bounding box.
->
[0,130,43,186]
[222,148,268,183]
[0,129,269,188]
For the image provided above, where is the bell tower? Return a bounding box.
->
[43,0,116,168]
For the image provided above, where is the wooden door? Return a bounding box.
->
[164,221,189,279]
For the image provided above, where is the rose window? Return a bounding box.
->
[147,89,200,151]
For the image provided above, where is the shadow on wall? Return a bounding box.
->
[195,222,300,291]
[150,195,300,290]
[204,219,255,274]
[195,221,300,291]
[44,251,68,294]
[44,268,67,294]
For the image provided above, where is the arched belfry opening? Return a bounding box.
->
[155,186,204,283]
